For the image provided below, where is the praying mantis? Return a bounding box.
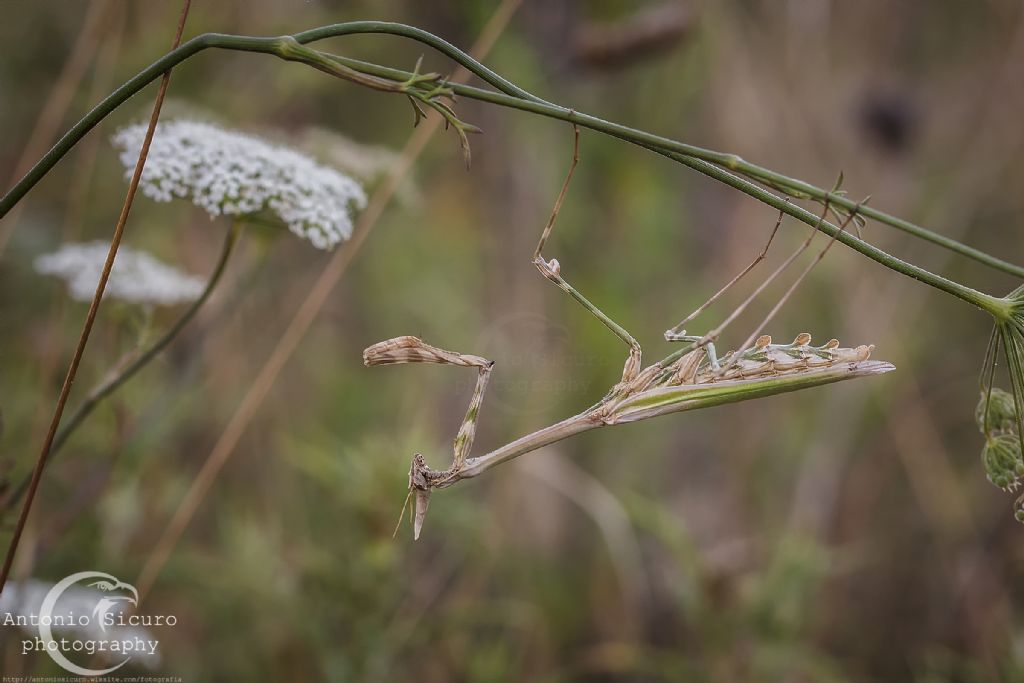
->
[364,128,894,539]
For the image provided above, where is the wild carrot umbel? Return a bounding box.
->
[976,286,1024,520]
[34,241,205,305]
[2,116,366,515]
[1,222,243,514]
[366,130,893,539]
[112,120,367,249]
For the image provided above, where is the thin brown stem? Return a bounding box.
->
[0,0,192,594]
[1,221,240,513]
[132,0,522,601]
[23,7,127,472]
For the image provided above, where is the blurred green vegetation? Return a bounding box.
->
[2,0,1024,680]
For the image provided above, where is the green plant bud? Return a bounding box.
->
[975,388,1019,435]
[982,434,1024,491]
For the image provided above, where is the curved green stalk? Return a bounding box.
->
[1,21,1020,298]
[3,221,241,510]
[321,55,1005,314]
[295,23,1024,279]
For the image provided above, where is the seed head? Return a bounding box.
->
[975,387,1018,436]
[981,434,1024,491]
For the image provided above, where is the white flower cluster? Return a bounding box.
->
[35,242,205,306]
[296,127,419,206]
[111,120,367,249]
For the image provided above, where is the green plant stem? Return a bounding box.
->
[292,23,1024,279]
[316,55,1005,313]
[0,21,1018,306]
[3,221,240,511]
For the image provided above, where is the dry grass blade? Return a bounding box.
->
[0,0,193,594]
[0,0,111,256]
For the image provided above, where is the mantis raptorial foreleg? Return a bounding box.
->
[363,335,493,469]
[363,335,494,539]
[664,333,721,370]
[533,126,644,384]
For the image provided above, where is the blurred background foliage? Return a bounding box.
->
[2,0,1024,680]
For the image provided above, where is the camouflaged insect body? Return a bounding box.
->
[599,333,886,425]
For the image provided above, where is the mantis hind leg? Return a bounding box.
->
[533,125,642,383]
[664,211,783,340]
